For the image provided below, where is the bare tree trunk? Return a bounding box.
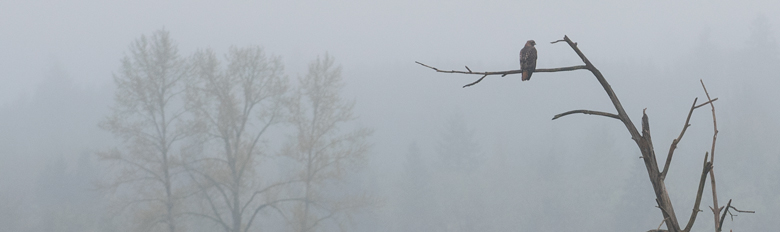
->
[284,54,374,232]
[184,46,290,232]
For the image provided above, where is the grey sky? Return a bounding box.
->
[2,0,778,105]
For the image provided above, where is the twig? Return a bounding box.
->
[550,39,578,47]
[551,109,620,120]
[718,199,732,231]
[463,75,488,88]
[659,217,670,230]
[729,206,754,214]
[694,98,718,109]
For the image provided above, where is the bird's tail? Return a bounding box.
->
[522,71,529,81]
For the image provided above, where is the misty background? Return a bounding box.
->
[1,0,779,231]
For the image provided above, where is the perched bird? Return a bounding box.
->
[520,40,537,81]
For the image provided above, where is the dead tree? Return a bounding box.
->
[417,35,751,232]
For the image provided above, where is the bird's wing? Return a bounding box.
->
[528,47,537,69]
[520,46,536,70]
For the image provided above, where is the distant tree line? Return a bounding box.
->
[99,29,374,232]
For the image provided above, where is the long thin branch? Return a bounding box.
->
[415,61,587,87]
[415,61,586,76]
[551,109,620,120]
[240,178,302,216]
[662,98,698,180]
[683,152,712,232]
[700,79,721,232]
[244,197,307,232]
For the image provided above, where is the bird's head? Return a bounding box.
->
[527,40,536,46]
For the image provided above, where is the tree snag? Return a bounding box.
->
[418,35,752,232]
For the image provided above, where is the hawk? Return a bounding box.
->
[520,40,537,81]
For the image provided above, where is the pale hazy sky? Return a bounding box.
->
[1,0,778,106]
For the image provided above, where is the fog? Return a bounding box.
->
[1,0,779,231]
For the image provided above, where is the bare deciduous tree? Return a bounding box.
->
[418,35,752,232]
[99,29,190,232]
[282,54,374,232]
[184,46,291,232]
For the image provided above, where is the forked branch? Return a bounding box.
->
[718,200,755,231]
[661,97,718,180]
